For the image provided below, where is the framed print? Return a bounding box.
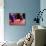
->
[9,13,26,25]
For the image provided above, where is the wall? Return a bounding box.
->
[0,0,4,42]
[40,0,46,27]
[4,0,40,42]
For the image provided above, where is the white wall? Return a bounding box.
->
[40,0,46,27]
[0,0,4,43]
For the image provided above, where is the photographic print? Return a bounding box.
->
[9,13,26,25]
